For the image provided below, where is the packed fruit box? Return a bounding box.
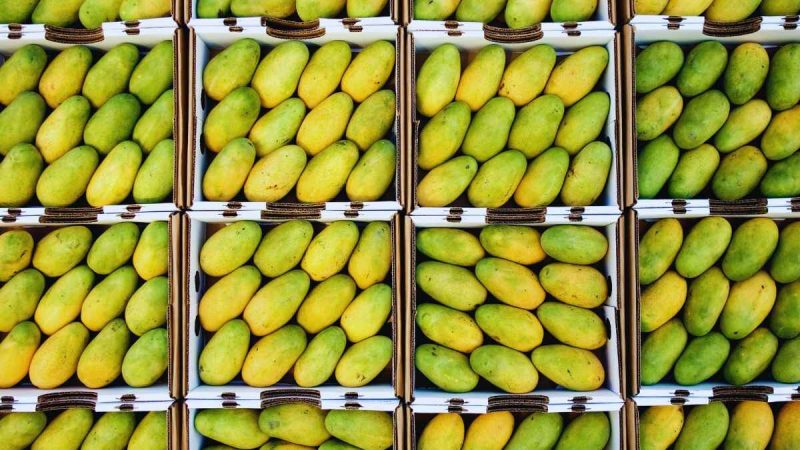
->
[0,0,177,31]
[625,0,800,25]
[187,0,398,23]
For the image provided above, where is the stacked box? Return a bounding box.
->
[0,0,179,32]
[622,0,800,28]
[186,0,399,25]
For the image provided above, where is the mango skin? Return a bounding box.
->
[133,138,174,204]
[505,412,563,450]
[636,86,684,141]
[416,261,486,311]
[242,324,307,387]
[640,406,684,450]
[537,301,606,350]
[724,401,774,450]
[31,409,94,450]
[540,263,607,308]
[673,89,730,150]
[128,411,167,450]
[244,270,310,336]
[0,411,47,450]
[500,45,556,107]
[36,95,92,163]
[706,0,761,22]
[0,229,34,282]
[714,99,772,153]
[723,218,779,281]
[35,144,99,207]
[33,225,92,278]
[346,139,396,202]
[347,0,389,16]
[345,90,395,151]
[640,318,688,385]
[767,43,800,111]
[133,88,173,153]
[335,334,392,387]
[204,39,261,103]
[762,105,800,161]
[200,220,262,277]
[195,409,269,449]
[467,150,526,208]
[296,140,359,203]
[636,41,684,94]
[87,140,143,207]
[230,0,296,17]
[341,41,395,104]
[513,147,569,208]
[480,225,545,265]
[297,274,356,334]
[297,41,351,109]
[418,101,471,170]
[348,221,391,289]
[0,144,42,207]
[638,135,680,199]
[259,403,330,447]
[456,45,505,112]
[461,97,516,163]
[550,0,598,21]
[668,144,720,199]
[641,271,688,332]
[39,46,93,109]
[199,266,261,333]
[508,95,564,159]
[35,265,95,335]
[771,282,800,339]
[639,218,683,285]
[724,43,770,105]
[251,41,308,109]
[203,137,256,202]
[418,413,464,450]
[0,92,46,156]
[417,303,483,353]
[477,257,546,309]
[416,44,461,118]
[720,271,777,340]
[470,345,539,393]
[505,0,551,28]
[0,45,47,106]
[243,145,307,203]
[294,325,346,387]
[674,402,729,450]
[81,412,136,450]
[417,228,483,267]
[29,321,89,388]
[80,265,139,332]
[324,410,393,450]
[677,41,728,97]
[341,283,391,343]
[462,411,514,450]
[0,321,41,388]
[83,43,140,109]
[673,332,730,385]
[130,40,174,105]
[125,276,168,336]
[772,337,800,382]
[133,221,169,280]
[555,92,610,156]
[455,0,505,22]
[762,0,800,14]
[561,141,612,206]
[541,225,608,265]
[79,0,124,28]
[254,220,313,278]
[87,222,139,275]
[417,155,478,207]
[724,327,778,385]
[296,0,345,20]
[204,87,260,153]
[0,269,45,333]
[296,94,354,157]
[77,318,131,388]
[771,222,800,284]
[301,221,359,282]
[475,304,543,352]
[199,319,250,385]
[249,100,305,159]
[544,46,608,107]
[117,0,170,20]
[683,267,730,337]
[675,217,732,278]
[531,344,605,391]
[414,0,459,19]
[772,402,800,450]
[555,413,611,450]
[0,0,39,23]
[121,327,168,387]
[712,145,767,201]
[415,343,479,392]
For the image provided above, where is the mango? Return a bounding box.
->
[0,92,46,156]
[417,228,482,266]
[0,321,41,388]
[297,41,351,109]
[296,0,345,19]
[133,88,174,153]
[541,225,608,265]
[724,43,769,105]
[476,257,545,309]
[418,101,471,170]
[470,345,539,393]
[545,46,608,107]
[455,0,505,22]
[714,100,772,154]
[724,401,774,450]
[79,0,124,28]
[199,266,260,332]
[204,39,261,102]
[418,413,463,450]
[416,261,486,310]
[508,95,563,159]
[121,327,168,387]
[673,332,730,385]
[772,337,800,382]
[561,141,612,206]
[677,41,728,97]
[129,40,173,106]
[636,41,684,94]
[416,44,461,117]
[413,0,459,19]
[87,140,143,206]
[251,42,308,109]
[0,269,45,332]
[253,220,313,277]
[32,225,92,277]
[242,324,307,387]
[347,0,389,15]
[771,282,800,339]
[673,89,730,150]
[341,283,391,343]
[243,270,309,336]
[230,0,295,17]
[531,344,605,391]
[762,0,800,14]
[475,304,542,352]
[480,225,544,265]
[259,403,330,447]
[550,0,597,21]
[346,91,394,152]
[460,97,514,162]
[346,139,396,201]
[82,412,136,450]
[540,262,607,308]
[638,135,679,199]
[0,45,46,106]
[77,318,130,388]
[723,218,779,281]
[248,103,304,159]
[415,343,479,392]
[301,220,358,281]
[771,222,800,283]
[682,267,730,337]
[335,334,392,387]
[296,93,354,156]
[35,265,95,335]
[199,319,250,385]
[243,144,306,202]
[418,155,479,206]
[297,274,356,334]
[348,221,391,289]
[705,0,760,21]
[724,327,778,385]
[675,217,732,278]
[641,271,687,332]
[673,402,729,450]
[87,222,140,275]
[0,411,46,450]
[200,220,262,277]
[0,0,39,23]
[39,47,92,108]
[0,229,34,282]
[555,413,610,450]
[456,45,505,111]
[721,271,777,339]
[416,303,482,353]
[324,410,393,450]
[195,409,269,449]
[83,43,140,108]
[294,326,346,387]
[762,105,800,161]
[341,41,395,103]
[31,409,93,450]
[125,276,168,336]
[29,321,89,388]
[204,87,260,153]
[768,44,800,111]
[505,413,563,450]
[80,265,138,332]
[639,218,683,285]
[537,302,606,350]
[0,144,43,207]
[133,138,174,203]
[513,147,569,207]
[772,402,800,450]
[640,318,688,385]
[505,0,551,28]
[84,93,142,154]
[467,150,526,207]
[668,143,720,199]
[500,44,556,107]
[636,86,684,141]
[119,0,171,20]
[128,411,167,450]
[462,411,514,450]
[36,95,91,163]
[133,221,169,280]
[556,92,610,156]
[203,137,256,202]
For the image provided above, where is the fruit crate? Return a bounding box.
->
[0,27,186,217]
[186,0,399,26]
[407,28,623,217]
[0,0,179,32]
[186,24,405,213]
[0,212,181,404]
[625,22,800,213]
[184,210,402,401]
[406,214,624,406]
[409,402,625,450]
[622,0,800,28]
[185,398,404,449]
[0,400,179,449]
[630,395,800,449]
[628,209,800,398]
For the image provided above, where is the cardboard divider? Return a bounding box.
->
[407,29,623,217]
[0,212,182,404]
[186,25,405,213]
[185,0,399,26]
[405,213,625,406]
[624,22,800,214]
[0,27,186,217]
[628,209,800,398]
[183,210,402,400]
[0,1,179,33]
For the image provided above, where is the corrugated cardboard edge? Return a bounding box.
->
[175,27,188,210]
[624,399,637,450]
[180,213,190,400]
[168,401,181,450]
[622,25,635,209]
[168,212,182,400]
[626,208,639,397]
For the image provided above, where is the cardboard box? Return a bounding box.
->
[409,402,626,450]
[0,1,180,33]
[627,208,800,398]
[0,212,182,404]
[623,22,800,213]
[183,210,402,400]
[405,213,625,406]
[621,1,800,29]
[407,28,623,216]
[0,27,187,217]
[185,0,399,26]
[185,24,405,213]
[183,398,404,450]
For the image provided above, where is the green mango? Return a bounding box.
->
[682,267,730,337]
[470,345,539,393]
[477,257,546,309]
[249,98,306,157]
[513,147,569,207]
[540,262,607,308]
[346,139,396,202]
[636,86,684,141]
[677,41,728,97]
[560,141,612,206]
[133,89,173,153]
[762,106,800,161]
[39,46,93,108]
[416,261,486,310]
[0,92,46,156]
[555,92,610,155]
[641,318,688,385]
[297,41,351,109]
[77,319,131,388]
[0,412,47,450]
[335,334,392,387]
[0,0,39,23]
[0,144,43,207]
[673,89,730,150]
[86,141,143,206]
[706,0,761,22]
[296,0,345,20]
[204,38,261,102]
[416,44,461,117]
[0,45,47,106]
[0,321,41,388]
[544,46,608,107]
[724,42,769,105]
[555,413,611,450]
[83,43,140,108]
[722,218,779,281]
[242,324,307,387]
[297,274,356,334]
[537,301,606,350]
[324,410,393,450]
[243,145,307,202]
[31,409,93,450]
[252,41,309,108]
[480,225,545,265]
[641,271,687,332]
[418,413,463,450]
[132,221,169,280]
[195,409,269,449]
[200,220,261,277]
[118,0,171,20]
[415,343,479,392]
[467,150,526,208]
[767,43,800,111]
[638,135,680,199]
[296,93,354,156]
[348,221,391,289]
[475,303,543,352]
[84,93,142,154]
[418,101,471,170]
[230,0,295,17]
[125,276,168,336]
[550,0,598,21]
[505,413,563,450]
[79,0,124,28]
[345,90,395,151]
[673,332,730,385]
[508,94,564,159]
[761,152,800,198]
[724,327,778,385]
[417,155,478,207]
[762,0,800,14]
[636,41,684,94]
[639,218,684,285]
[87,222,139,275]
[243,270,310,336]
[0,269,45,332]
[121,327,168,387]
[417,228,484,266]
[673,402,729,450]
[675,217,732,278]
[460,97,516,162]
[199,266,261,332]
[541,225,608,265]
[199,319,250,385]
[204,87,259,153]
[301,220,359,281]
[714,99,772,153]
[499,44,556,107]
[413,0,459,19]
[347,0,389,16]
[455,0,505,21]
[253,220,313,277]
[29,322,89,388]
[771,282,800,339]
[294,326,346,387]
[531,344,605,391]
[133,138,174,203]
[34,264,94,335]
[36,95,92,163]
[341,283,391,342]
[505,0,551,28]
[772,337,800,382]
[639,406,683,450]
[720,271,777,339]
[0,229,34,282]
[80,265,138,332]
[771,222,800,283]
[417,303,483,353]
[259,403,330,447]
[668,143,720,199]
[341,40,395,103]
[128,411,167,450]
[130,40,173,105]
[455,45,505,112]
[202,137,256,201]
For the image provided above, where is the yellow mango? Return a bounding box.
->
[348,221,392,289]
[121,327,168,387]
[462,411,514,450]
[301,221,359,281]
[243,270,310,336]
[199,265,262,332]
[251,41,308,108]
[34,265,95,335]
[242,324,307,387]
[0,269,45,332]
[243,144,307,202]
[419,413,464,450]
[31,409,93,450]
[335,334,392,387]
[416,44,461,117]
[0,321,41,388]
[545,47,609,107]
[475,257,545,309]
[0,229,34,282]
[456,45,506,111]
[298,41,352,109]
[499,45,556,107]
[294,326,346,387]
[296,93,354,156]
[539,263,608,308]
[345,139,396,202]
[133,221,169,280]
[199,221,262,277]
[640,270,688,333]
[77,319,130,388]
[297,274,356,334]
[341,283,392,342]
[80,265,138,332]
[29,322,89,388]
[530,344,605,391]
[253,220,313,277]
[199,319,250,385]
[341,41,395,103]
